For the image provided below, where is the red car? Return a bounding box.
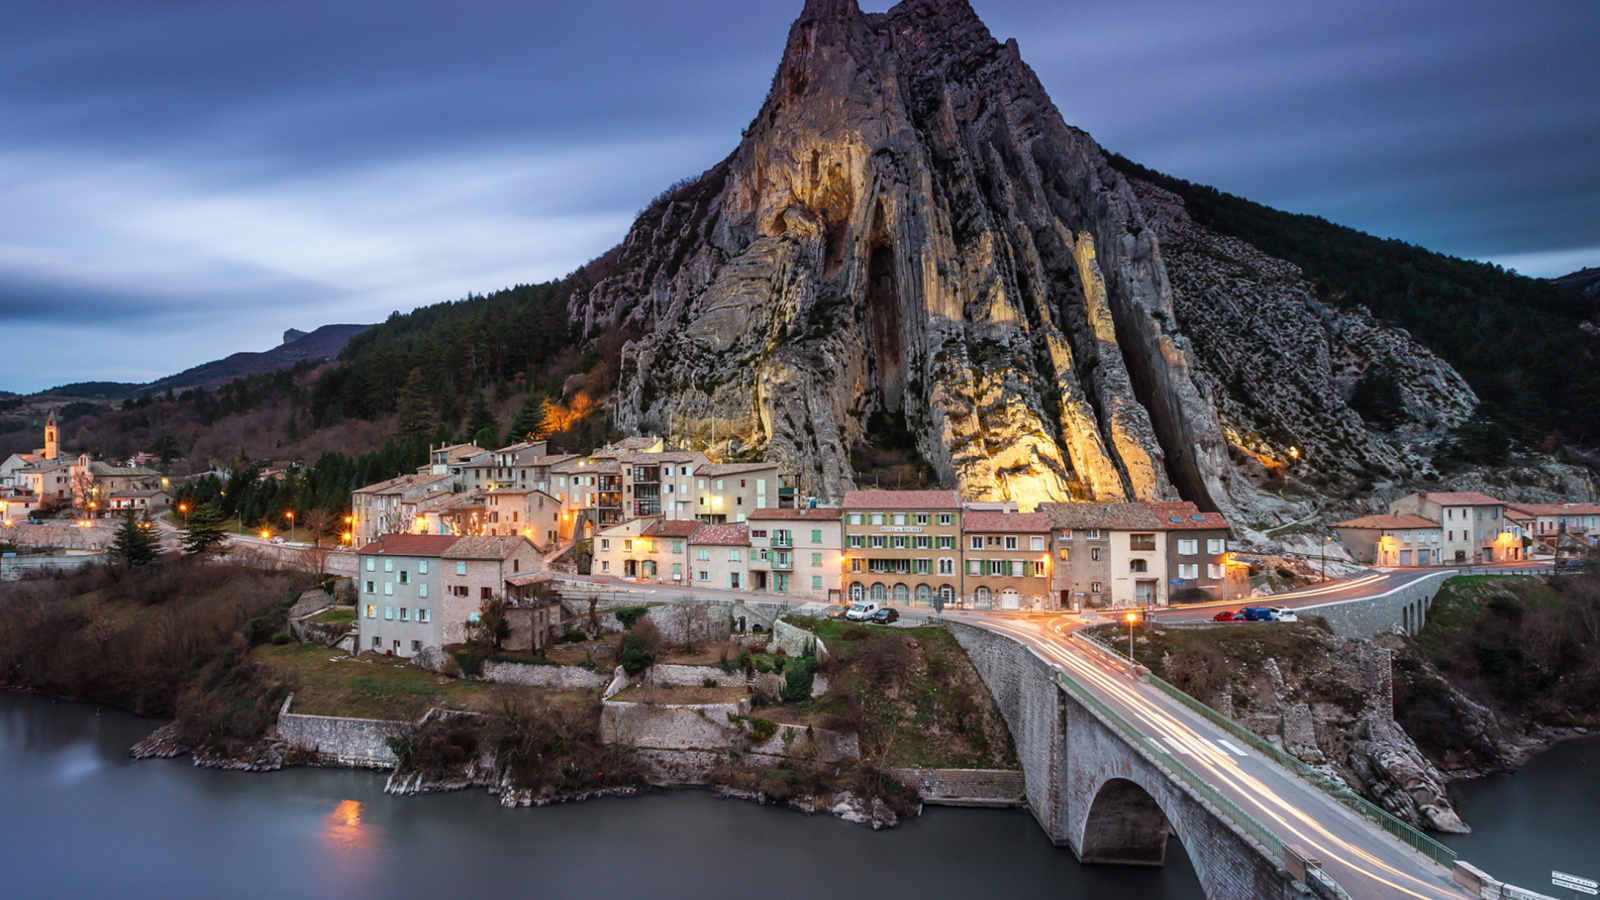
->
[1213,610,1238,622]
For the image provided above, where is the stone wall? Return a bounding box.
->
[749,724,858,762]
[889,768,1026,806]
[480,661,610,690]
[771,619,827,659]
[273,695,405,768]
[649,664,746,688]
[1301,571,1454,638]
[600,701,747,751]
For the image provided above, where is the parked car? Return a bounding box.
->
[1268,607,1299,622]
[825,603,850,620]
[844,602,881,621]
[1213,610,1238,622]
[1240,607,1272,621]
[868,607,900,625]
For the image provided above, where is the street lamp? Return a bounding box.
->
[178,503,188,528]
[286,510,295,544]
[1126,611,1138,663]
[1322,535,1332,582]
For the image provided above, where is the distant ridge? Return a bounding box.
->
[1554,267,1600,301]
[44,323,371,399]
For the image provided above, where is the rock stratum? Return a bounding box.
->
[570,0,1475,514]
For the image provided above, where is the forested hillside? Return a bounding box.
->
[1109,154,1600,450]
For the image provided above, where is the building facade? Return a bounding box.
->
[1390,491,1520,562]
[1332,515,1444,566]
[841,490,963,607]
[357,534,455,657]
[960,511,1051,609]
[747,507,843,600]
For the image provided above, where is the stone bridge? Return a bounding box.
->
[947,621,1301,899]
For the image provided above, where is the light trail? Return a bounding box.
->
[976,616,1468,900]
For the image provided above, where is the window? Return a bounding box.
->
[698,570,709,581]
[1087,529,1101,540]
[916,514,928,525]
[729,549,741,562]
[384,558,393,572]
[849,514,863,525]
[871,513,884,525]
[989,560,1006,576]
[1059,548,1070,562]
[968,559,982,575]
[1129,559,1147,573]
[1090,547,1101,561]
[869,535,885,549]
[715,479,724,490]
[418,559,428,575]
[1179,564,1199,579]
[365,605,375,618]
[384,606,394,620]
[1178,539,1198,555]
[937,535,955,550]
[1091,582,1102,593]
[939,514,952,526]
[418,584,428,599]
[751,529,768,539]
[601,539,610,551]
[372,637,381,648]
[399,607,409,622]
[419,609,431,624]
[601,561,610,573]
[850,558,861,573]
[891,536,907,549]
[643,561,657,577]
[1130,533,1156,551]
[1206,539,1225,555]
[1032,561,1046,576]
[811,529,822,544]
[913,558,931,575]
[399,570,410,585]
[456,561,466,575]
[1060,529,1073,540]
[1002,536,1016,551]
[623,539,632,551]
[384,582,394,596]
[892,514,906,526]
[970,536,984,551]
[673,540,683,553]
[698,549,710,561]
[812,576,823,590]
[1030,536,1045,551]
[811,552,822,567]
[365,580,375,594]
[849,535,864,549]
[1207,564,1223,579]
[366,558,375,572]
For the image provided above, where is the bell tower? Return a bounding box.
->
[43,411,58,460]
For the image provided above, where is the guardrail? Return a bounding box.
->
[1075,632,1458,869]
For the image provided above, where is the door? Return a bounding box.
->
[1399,550,1411,566]
[1135,580,1156,604]
[1000,588,1021,610]
[754,572,767,591]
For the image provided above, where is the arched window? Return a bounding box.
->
[939,585,955,606]
[849,582,864,601]
[870,583,887,602]
[1129,558,1148,573]
[915,584,932,607]
[893,583,909,605]
[974,586,992,608]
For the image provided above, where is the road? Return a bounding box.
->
[968,612,1473,900]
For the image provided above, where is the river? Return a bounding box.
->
[0,691,1204,900]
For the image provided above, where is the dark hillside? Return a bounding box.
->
[1108,154,1600,449]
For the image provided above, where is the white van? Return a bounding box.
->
[845,601,881,621]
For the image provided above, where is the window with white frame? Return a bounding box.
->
[1207,539,1225,554]
[938,558,955,575]
[365,605,375,618]
[939,513,952,526]
[969,536,984,551]
[1004,536,1018,550]
[1178,539,1198,555]
[1207,564,1223,579]
[967,559,982,575]
[1030,536,1045,551]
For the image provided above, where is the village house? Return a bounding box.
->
[1151,501,1243,602]
[22,459,75,509]
[72,454,165,517]
[484,488,561,548]
[841,490,963,607]
[1332,514,1445,566]
[357,534,455,658]
[592,517,700,583]
[439,535,543,645]
[688,523,752,591]
[591,517,664,580]
[621,451,709,521]
[695,462,785,523]
[106,489,171,516]
[0,412,59,491]
[462,440,550,491]
[0,490,39,524]
[1505,502,1600,550]
[351,472,454,544]
[747,507,844,600]
[1389,491,1521,562]
[1040,502,1234,609]
[425,443,488,479]
[501,573,562,652]
[960,510,1052,609]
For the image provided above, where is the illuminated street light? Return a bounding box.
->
[1126,611,1137,662]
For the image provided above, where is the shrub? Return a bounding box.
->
[561,629,588,643]
[620,633,650,675]
[613,606,651,631]
[748,717,778,742]
[779,665,815,704]
[702,677,717,688]
[454,651,482,678]
[270,632,291,645]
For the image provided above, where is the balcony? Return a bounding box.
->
[772,534,793,548]
[772,554,793,571]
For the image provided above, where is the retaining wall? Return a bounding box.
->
[273,695,405,768]
[771,619,828,659]
[889,768,1026,806]
[481,661,610,690]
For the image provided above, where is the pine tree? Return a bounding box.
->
[109,510,160,568]
[395,368,433,443]
[464,392,497,446]
[182,503,230,558]
[505,392,547,445]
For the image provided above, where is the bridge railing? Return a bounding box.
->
[1054,670,1288,861]
[1075,632,1458,869]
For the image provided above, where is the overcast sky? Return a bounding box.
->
[3,0,1596,394]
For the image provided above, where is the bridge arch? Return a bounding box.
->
[1079,776,1177,867]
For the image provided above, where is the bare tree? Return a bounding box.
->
[303,508,334,545]
[586,595,601,636]
[296,542,336,579]
[678,598,713,654]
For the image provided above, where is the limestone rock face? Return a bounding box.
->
[570,0,1475,511]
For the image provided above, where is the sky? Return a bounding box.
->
[2,0,1597,394]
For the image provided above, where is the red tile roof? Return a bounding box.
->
[689,524,749,546]
[1333,515,1441,530]
[356,534,460,556]
[642,519,704,538]
[1416,491,1504,506]
[1039,502,1163,530]
[699,462,780,476]
[444,535,535,560]
[962,511,1049,533]
[747,508,843,520]
[1147,501,1232,531]
[842,490,962,510]
[1504,503,1600,517]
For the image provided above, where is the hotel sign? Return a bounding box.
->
[881,526,924,533]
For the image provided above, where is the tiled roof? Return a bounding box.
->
[747,508,843,520]
[689,523,749,546]
[962,511,1049,533]
[505,572,557,588]
[642,519,704,537]
[487,488,538,495]
[444,535,534,560]
[520,454,580,468]
[1505,503,1600,517]
[88,461,162,477]
[621,452,706,464]
[842,490,962,510]
[698,462,779,476]
[1039,502,1163,530]
[1416,491,1504,507]
[357,534,459,556]
[354,473,451,495]
[1333,514,1441,530]
[551,458,620,474]
[110,489,167,498]
[1147,501,1232,531]
[609,436,662,451]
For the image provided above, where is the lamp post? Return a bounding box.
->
[1126,611,1137,663]
[287,510,295,544]
[178,503,188,528]
[1322,535,1332,582]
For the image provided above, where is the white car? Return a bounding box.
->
[1268,607,1299,622]
[844,602,881,621]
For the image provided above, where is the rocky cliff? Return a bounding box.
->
[570,0,1475,512]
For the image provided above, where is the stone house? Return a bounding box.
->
[1041,503,1190,609]
[107,489,171,516]
[440,535,543,646]
[551,457,625,529]
[22,459,75,508]
[621,451,709,521]
[426,443,488,478]
[356,534,455,658]
[1333,515,1444,566]
[960,511,1052,609]
[1151,501,1243,602]
[841,490,963,607]
[484,488,561,548]
[695,462,784,523]
[591,517,665,580]
[72,455,164,517]
[463,440,550,491]
[747,507,843,600]
[1389,491,1520,563]
[503,573,562,652]
[1505,502,1600,550]
[351,472,454,544]
[687,523,752,591]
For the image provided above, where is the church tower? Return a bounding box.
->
[43,411,58,460]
